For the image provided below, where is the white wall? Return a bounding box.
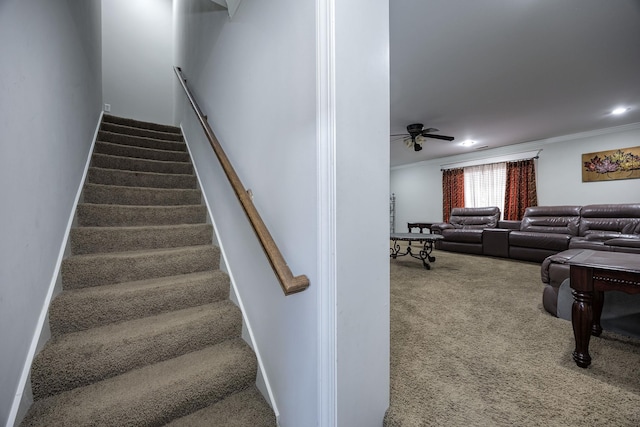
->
[537,125,640,205]
[390,124,640,229]
[102,0,174,124]
[0,0,102,425]
[334,1,390,426]
[173,1,319,425]
[173,0,389,425]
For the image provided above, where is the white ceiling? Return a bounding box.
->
[390,0,640,167]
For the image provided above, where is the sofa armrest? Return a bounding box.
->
[605,237,640,249]
[540,249,585,284]
[431,223,453,234]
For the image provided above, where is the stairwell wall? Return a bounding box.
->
[101,0,174,125]
[173,1,319,425]
[173,0,390,425]
[0,0,103,425]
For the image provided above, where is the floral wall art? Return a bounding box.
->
[582,146,640,182]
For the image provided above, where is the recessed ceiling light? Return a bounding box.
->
[461,140,476,147]
[611,107,630,115]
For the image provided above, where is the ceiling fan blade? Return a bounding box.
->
[390,133,409,137]
[422,133,455,141]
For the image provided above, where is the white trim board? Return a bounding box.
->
[316,0,338,425]
[6,112,104,427]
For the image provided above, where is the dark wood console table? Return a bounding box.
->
[407,222,435,233]
[568,250,640,368]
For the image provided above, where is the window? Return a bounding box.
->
[463,163,506,218]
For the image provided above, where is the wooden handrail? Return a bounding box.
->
[174,66,309,295]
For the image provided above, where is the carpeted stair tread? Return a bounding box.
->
[62,245,220,289]
[92,153,193,174]
[32,301,243,400]
[21,339,257,427]
[83,183,201,206]
[94,140,191,163]
[166,386,277,427]
[99,124,184,143]
[87,167,197,189]
[49,270,230,335]
[98,130,186,152]
[102,114,181,134]
[23,115,274,426]
[71,223,213,254]
[76,203,207,227]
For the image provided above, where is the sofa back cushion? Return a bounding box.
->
[449,207,500,229]
[578,203,640,240]
[520,205,581,235]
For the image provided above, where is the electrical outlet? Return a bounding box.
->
[104,103,111,112]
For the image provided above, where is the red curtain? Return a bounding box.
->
[442,168,465,222]
[504,159,538,220]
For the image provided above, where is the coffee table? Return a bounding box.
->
[568,250,640,368]
[390,233,444,270]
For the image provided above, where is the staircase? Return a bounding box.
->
[21,115,276,426]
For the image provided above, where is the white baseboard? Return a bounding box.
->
[6,112,103,427]
[180,125,280,419]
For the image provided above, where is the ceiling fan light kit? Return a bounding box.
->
[393,123,455,152]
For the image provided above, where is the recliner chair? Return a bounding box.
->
[432,207,501,255]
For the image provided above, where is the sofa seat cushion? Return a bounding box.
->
[441,228,484,243]
[509,231,572,251]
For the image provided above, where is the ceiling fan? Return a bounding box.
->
[391,123,455,151]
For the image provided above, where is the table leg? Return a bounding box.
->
[571,288,593,368]
[390,239,400,259]
[418,241,437,269]
[592,290,604,337]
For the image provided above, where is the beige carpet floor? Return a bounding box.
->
[385,249,640,427]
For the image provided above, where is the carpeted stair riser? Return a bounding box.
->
[83,183,201,206]
[71,224,213,254]
[32,301,242,400]
[97,130,186,153]
[21,339,257,427]
[61,245,219,289]
[92,153,193,175]
[23,114,275,426]
[103,114,182,134]
[49,270,230,335]
[87,167,197,189]
[167,386,277,426]
[99,124,185,142]
[94,140,191,163]
[99,128,185,149]
[76,203,208,227]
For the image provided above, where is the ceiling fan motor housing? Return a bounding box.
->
[407,123,424,137]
